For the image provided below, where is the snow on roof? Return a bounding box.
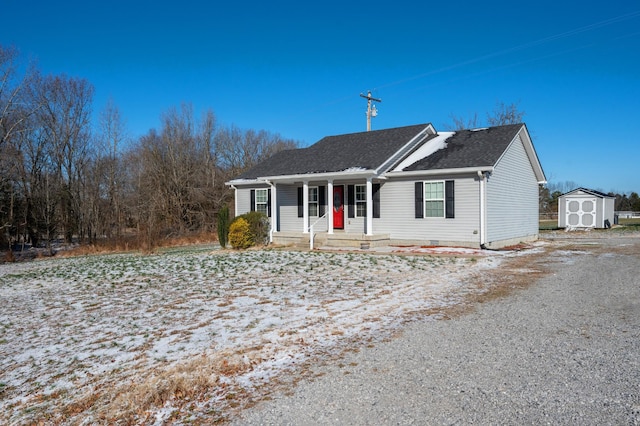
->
[392,131,455,172]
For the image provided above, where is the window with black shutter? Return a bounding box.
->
[416,180,455,219]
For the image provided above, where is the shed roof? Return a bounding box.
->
[560,188,615,198]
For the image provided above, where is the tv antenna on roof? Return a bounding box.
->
[360,91,381,131]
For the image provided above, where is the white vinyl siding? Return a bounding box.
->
[236,188,252,216]
[603,197,616,226]
[375,176,479,243]
[235,185,273,228]
[237,186,267,216]
[277,185,302,232]
[485,134,539,243]
[274,183,328,233]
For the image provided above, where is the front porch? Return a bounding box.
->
[272,231,391,249]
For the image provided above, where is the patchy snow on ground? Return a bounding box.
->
[0,244,521,424]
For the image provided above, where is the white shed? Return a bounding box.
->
[558,188,615,229]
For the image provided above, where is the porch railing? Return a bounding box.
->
[308,212,328,250]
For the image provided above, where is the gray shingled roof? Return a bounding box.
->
[235,123,432,179]
[403,124,523,171]
[235,123,525,180]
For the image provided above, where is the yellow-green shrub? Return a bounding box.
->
[237,211,269,246]
[228,217,253,249]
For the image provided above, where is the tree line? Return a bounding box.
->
[0,45,298,251]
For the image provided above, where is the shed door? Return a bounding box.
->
[566,198,597,227]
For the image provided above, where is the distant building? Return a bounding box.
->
[558,188,615,229]
[616,211,640,219]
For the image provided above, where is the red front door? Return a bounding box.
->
[333,186,344,229]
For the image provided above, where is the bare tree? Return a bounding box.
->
[445,112,480,131]
[198,109,228,212]
[0,45,40,148]
[128,104,299,247]
[487,101,525,126]
[0,46,40,248]
[35,73,94,243]
[93,98,128,240]
[216,124,298,176]
[445,101,524,130]
[132,104,218,245]
[0,140,21,246]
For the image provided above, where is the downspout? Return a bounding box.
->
[478,171,487,249]
[230,185,238,218]
[365,177,373,236]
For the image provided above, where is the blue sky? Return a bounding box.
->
[4,1,640,193]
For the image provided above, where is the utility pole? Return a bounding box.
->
[360,91,381,131]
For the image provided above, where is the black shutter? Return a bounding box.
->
[347,185,355,218]
[445,180,455,218]
[250,189,255,212]
[415,182,423,218]
[318,185,326,217]
[297,187,303,218]
[267,188,272,217]
[373,183,381,218]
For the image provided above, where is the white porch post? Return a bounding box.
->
[327,180,334,234]
[366,177,373,236]
[302,181,309,233]
[269,182,277,241]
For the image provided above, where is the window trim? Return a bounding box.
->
[254,188,269,215]
[424,180,445,218]
[308,186,319,217]
[355,184,367,218]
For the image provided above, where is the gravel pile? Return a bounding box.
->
[233,234,640,425]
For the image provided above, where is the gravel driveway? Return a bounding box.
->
[233,233,640,425]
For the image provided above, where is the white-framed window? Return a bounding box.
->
[255,188,268,215]
[308,186,319,217]
[355,184,366,217]
[424,181,445,218]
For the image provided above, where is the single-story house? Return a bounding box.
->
[558,188,615,229]
[227,122,546,249]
